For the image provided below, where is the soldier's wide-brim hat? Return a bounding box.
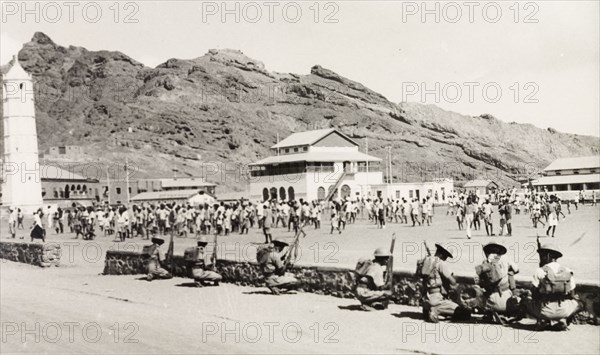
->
[538,243,562,258]
[197,237,208,246]
[483,242,507,256]
[151,237,165,245]
[272,239,289,247]
[435,243,454,259]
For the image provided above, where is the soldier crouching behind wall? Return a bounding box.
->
[417,243,471,323]
[184,238,222,287]
[521,243,584,331]
[258,239,299,295]
[143,237,172,281]
[354,247,393,311]
[474,242,521,323]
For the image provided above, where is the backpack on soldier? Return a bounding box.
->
[540,265,573,296]
[355,258,373,276]
[256,244,273,265]
[184,247,200,262]
[141,244,157,257]
[416,256,442,288]
[477,260,506,287]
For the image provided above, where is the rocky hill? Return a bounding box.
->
[1,32,598,190]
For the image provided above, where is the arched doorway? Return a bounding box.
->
[317,186,326,200]
[269,187,278,201]
[288,187,295,201]
[65,184,70,199]
[279,187,286,201]
[341,184,351,199]
[262,188,269,202]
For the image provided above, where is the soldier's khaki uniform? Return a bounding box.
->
[189,245,222,285]
[421,258,460,322]
[476,257,519,313]
[146,241,172,280]
[355,262,391,306]
[263,250,298,289]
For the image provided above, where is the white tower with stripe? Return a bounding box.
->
[1,56,43,213]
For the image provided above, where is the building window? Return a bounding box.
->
[59,146,66,154]
[395,191,400,199]
[279,187,287,201]
[262,188,269,201]
[128,187,132,194]
[409,190,413,198]
[293,147,298,153]
[285,148,289,153]
[269,187,278,200]
[556,171,561,175]
[591,169,596,174]
[116,187,121,194]
[317,187,325,200]
[574,170,579,175]
[303,146,308,152]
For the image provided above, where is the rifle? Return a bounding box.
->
[167,228,174,275]
[423,241,432,257]
[386,234,396,292]
[283,222,306,269]
[211,229,218,271]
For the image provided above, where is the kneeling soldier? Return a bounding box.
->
[261,239,299,295]
[144,237,172,281]
[521,243,583,330]
[354,247,393,311]
[417,243,471,323]
[475,242,520,323]
[184,238,222,287]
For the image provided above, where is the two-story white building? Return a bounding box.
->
[249,129,383,202]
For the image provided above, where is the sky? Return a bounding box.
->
[1,0,599,137]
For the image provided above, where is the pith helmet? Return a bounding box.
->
[272,239,289,247]
[374,247,391,257]
[538,243,563,258]
[435,243,454,259]
[151,237,165,245]
[483,242,507,256]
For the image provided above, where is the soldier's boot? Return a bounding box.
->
[360,303,377,312]
[147,274,154,282]
[195,281,204,288]
[269,286,281,295]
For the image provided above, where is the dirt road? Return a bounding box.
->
[1,261,598,354]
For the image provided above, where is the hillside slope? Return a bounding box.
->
[1,32,598,189]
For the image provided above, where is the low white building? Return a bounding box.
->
[249,129,383,202]
[370,179,454,203]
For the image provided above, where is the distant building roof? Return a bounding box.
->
[159,178,215,188]
[464,179,497,188]
[216,191,246,201]
[131,189,200,201]
[531,174,600,186]
[250,151,381,166]
[40,165,96,182]
[271,129,357,149]
[543,156,600,172]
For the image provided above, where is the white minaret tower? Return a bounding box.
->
[1,56,43,213]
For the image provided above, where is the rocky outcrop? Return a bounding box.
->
[0,241,61,267]
[0,32,597,188]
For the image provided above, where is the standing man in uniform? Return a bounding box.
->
[145,237,172,281]
[482,199,495,236]
[262,205,273,243]
[261,239,299,295]
[417,243,471,323]
[354,247,393,311]
[521,243,583,330]
[8,207,17,238]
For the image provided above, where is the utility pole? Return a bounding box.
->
[125,159,130,205]
[106,164,111,205]
[388,146,392,184]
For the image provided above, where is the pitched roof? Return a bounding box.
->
[130,189,200,201]
[543,156,600,172]
[531,174,600,186]
[464,179,497,187]
[271,129,357,149]
[3,60,30,80]
[40,165,94,181]
[249,151,381,166]
[160,178,215,188]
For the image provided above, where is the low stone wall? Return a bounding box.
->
[0,241,61,267]
[103,250,599,324]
